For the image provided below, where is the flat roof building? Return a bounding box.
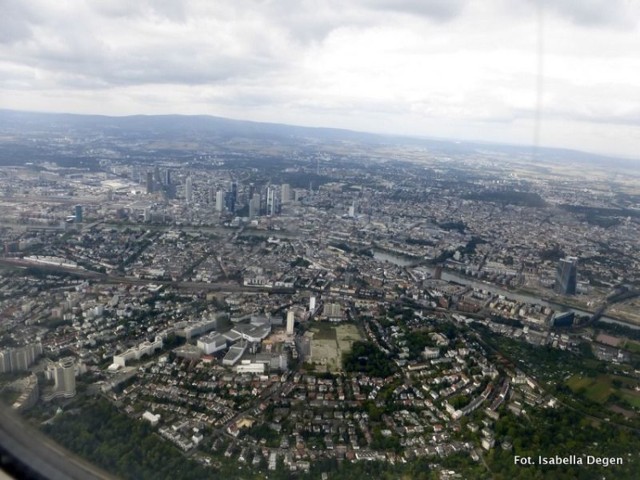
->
[222,343,247,366]
[197,333,228,355]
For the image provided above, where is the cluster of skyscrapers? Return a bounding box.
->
[144,166,173,196]
[209,181,292,218]
[139,164,297,220]
[141,165,175,198]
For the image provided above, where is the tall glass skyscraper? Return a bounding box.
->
[555,257,578,295]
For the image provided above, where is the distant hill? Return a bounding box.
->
[0,109,636,170]
[0,109,386,143]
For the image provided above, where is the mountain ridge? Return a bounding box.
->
[0,108,637,169]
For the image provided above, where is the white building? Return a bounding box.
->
[113,336,163,367]
[142,411,161,426]
[324,303,343,320]
[178,315,225,340]
[222,343,247,366]
[266,187,276,216]
[215,190,224,212]
[185,176,193,204]
[423,347,440,360]
[286,310,295,335]
[235,360,266,374]
[43,357,76,401]
[231,324,271,343]
[197,333,227,355]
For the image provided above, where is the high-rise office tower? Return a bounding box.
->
[249,193,261,219]
[164,169,171,186]
[266,187,275,216]
[74,205,83,223]
[215,190,224,212]
[281,184,291,205]
[555,257,578,295]
[185,176,193,204]
[224,191,236,213]
[259,191,267,215]
[146,171,154,194]
[225,182,237,213]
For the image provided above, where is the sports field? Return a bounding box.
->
[309,323,363,372]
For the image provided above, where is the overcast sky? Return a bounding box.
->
[1,0,639,158]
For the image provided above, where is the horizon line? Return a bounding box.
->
[1,107,638,163]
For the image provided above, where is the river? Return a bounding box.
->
[372,250,640,331]
[372,249,416,267]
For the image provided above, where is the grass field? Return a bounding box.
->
[566,375,592,391]
[566,375,612,404]
[621,390,640,409]
[623,340,640,354]
[309,322,363,372]
[566,373,640,409]
[312,322,338,340]
[587,378,613,403]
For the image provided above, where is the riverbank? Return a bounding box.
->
[371,250,640,330]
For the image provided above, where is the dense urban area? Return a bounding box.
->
[1,112,640,479]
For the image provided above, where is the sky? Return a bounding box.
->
[1,0,640,158]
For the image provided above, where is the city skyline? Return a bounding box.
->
[1,1,640,158]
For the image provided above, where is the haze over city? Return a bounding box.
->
[2,0,640,158]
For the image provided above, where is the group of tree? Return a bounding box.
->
[482,407,640,479]
[342,341,397,378]
[42,398,210,480]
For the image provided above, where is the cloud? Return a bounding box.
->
[366,0,467,21]
[88,0,187,22]
[535,0,639,28]
[539,79,640,127]
[0,0,638,157]
[0,1,295,89]
[0,1,39,44]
